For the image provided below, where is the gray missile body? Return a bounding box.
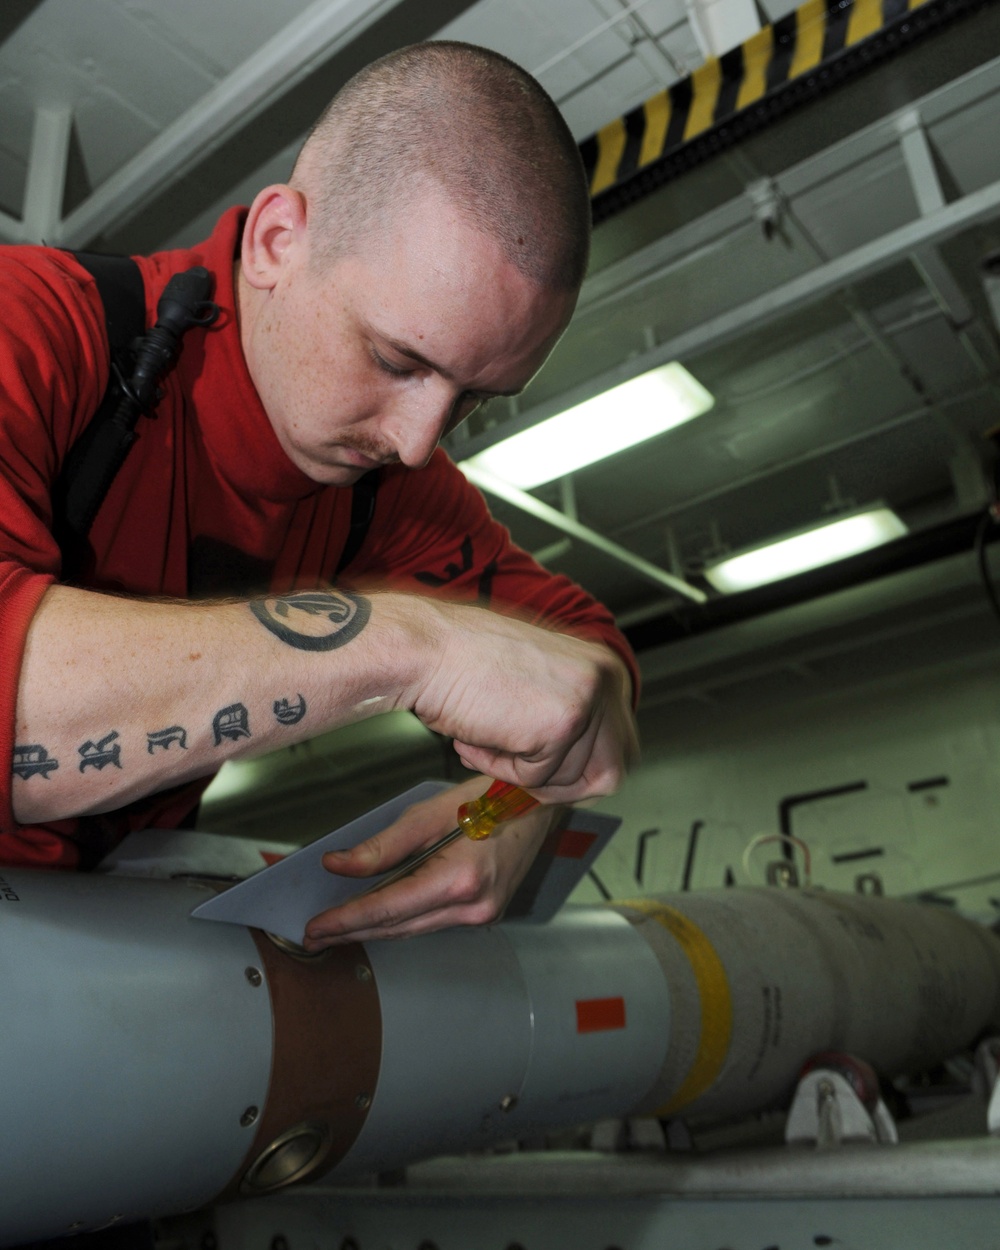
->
[2,869,999,1245]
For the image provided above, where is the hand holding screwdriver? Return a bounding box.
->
[362,780,539,895]
[306,777,553,947]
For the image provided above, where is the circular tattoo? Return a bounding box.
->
[250,591,371,652]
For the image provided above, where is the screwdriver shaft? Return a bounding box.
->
[360,824,465,896]
[359,781,539,897]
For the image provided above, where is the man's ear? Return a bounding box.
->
[241,185,307,291]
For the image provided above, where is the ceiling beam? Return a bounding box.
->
[463,464,707,603]
[56,0,411,248]
[20,106,72,245]
[94,0,482,253]
[637,543,994,694]
[459,162,1000,462]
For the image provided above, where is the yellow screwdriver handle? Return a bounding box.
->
[456,780,539,841]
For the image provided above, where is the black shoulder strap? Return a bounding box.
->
[70,251,145,365]
[49,250,376,583]
[334,468,380,577]
[51,252,146,579]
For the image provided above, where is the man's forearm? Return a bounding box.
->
[14,579,637,825]
[13,585,419,823]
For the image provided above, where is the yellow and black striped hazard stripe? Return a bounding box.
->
[580,0,980,223]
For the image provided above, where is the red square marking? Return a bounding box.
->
[553,829,598,859]
[576,996,626,1033]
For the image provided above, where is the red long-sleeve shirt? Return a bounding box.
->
[0,207,636,868]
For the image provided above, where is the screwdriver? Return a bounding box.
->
[361,780,540,895]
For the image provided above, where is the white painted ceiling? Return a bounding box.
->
[0,0,801,215]
[4,0,1000,660]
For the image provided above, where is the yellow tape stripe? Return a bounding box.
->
[590,117,628,196]
[586,0,944,202]
[847,0,884,45]
[737,25,773,111]
[684,57,723,142]
[639,91,671,169]
[789,0,826,78]
[620,899,733,1114]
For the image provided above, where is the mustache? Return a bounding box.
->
[338,433,400,465]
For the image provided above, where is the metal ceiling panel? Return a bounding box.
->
[120,0,326,72]
[0,0,458,244]
[930,87,1000,199]
[790,152,929,261]
[436,0,704,137]
[0,0,220,188]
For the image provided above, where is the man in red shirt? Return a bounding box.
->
[1,41,638,946]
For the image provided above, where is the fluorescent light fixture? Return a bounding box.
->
[461,363,714,490]
[704,506,908,594]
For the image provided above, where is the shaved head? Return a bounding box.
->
[291,41,591,291]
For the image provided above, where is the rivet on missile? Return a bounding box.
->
[245,966,263,987]
[240,1105,260,1127]
[355,964,372,983]
[499,1094,518,1112]
[355,1092,372,1110]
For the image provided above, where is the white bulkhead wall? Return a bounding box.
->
[577,647,1000,921]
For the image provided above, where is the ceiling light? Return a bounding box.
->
[460,363,714,490]
[703,506,908,594]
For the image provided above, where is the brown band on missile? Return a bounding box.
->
[219,931,382,1199]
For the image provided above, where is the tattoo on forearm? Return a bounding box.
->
[79,731,122,772]
[147,726,188,753]
[273,694,307,726]
[250,591,370,652]
[13,745,60,780]
[213,703,251,745]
